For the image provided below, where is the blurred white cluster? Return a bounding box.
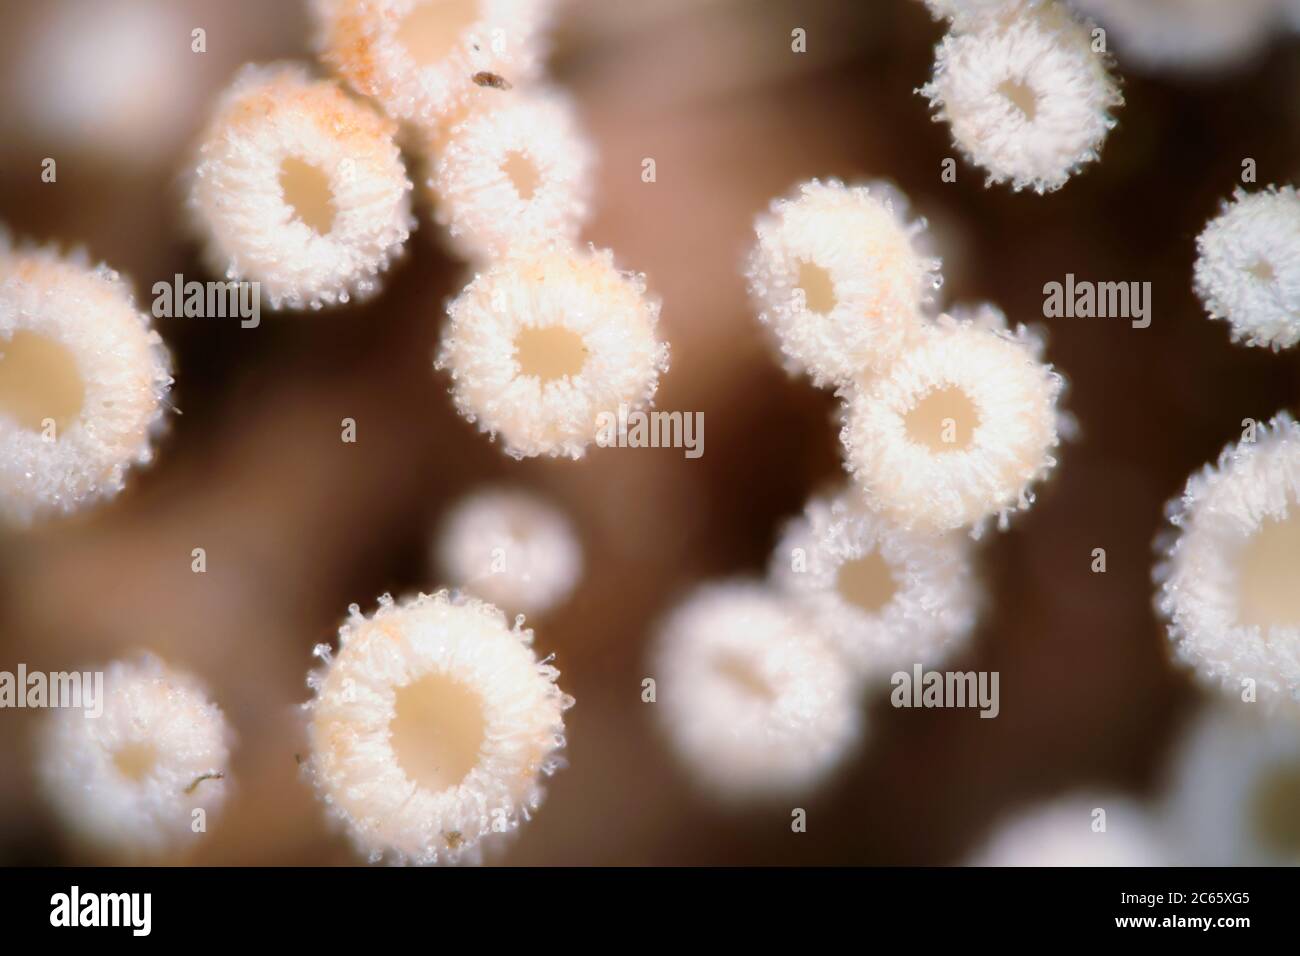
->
[1162,706,1300,865]
[744,179,941,387]
[0,240,172,525]
[436,244,668,459]
[1194,185,1300,351]
[650,582,862,801]
[188,63,414,311]
[305,591,572,865]
[1070,0,1289,74]
[970,794,1168,866]
[37,655,233,860]
[770,489,980,676]
[920,1,1122,193]
[9,0,203,165]
[1155,412,1300,711]
[436,487,582,614]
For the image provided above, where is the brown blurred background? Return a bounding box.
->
[0,0,1297,865]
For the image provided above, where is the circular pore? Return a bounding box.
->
[904,385,980,452]
[513,325,587,382]
[396,0,480,66]
[389,672,487,793]
[835,551,899,614]
[279,156,337,234]
[0,330,85,432]
[1235,510,1300,630]
[795,259,837,314]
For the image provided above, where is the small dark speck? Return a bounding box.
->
[185,771,225,794]
[472,71,512,91]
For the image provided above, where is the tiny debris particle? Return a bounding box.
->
[472,71,512,90]
[185,771,226,794]
[444,831,464,849]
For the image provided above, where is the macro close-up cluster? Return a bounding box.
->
[0,0,1298,878]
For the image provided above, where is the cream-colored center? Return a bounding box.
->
[715,654,775,702]
[1237,512,1300,629]
[796,260,836,314]
[0,331,85,432]
[396,0,479,65]
[836,551,898,614]
[390,673,487,793]
[1248,260,1276,283]
[998,78,1039,121]
[514,327,587,382]
[279,157,336,235]
[112,742,158,783]
[502,150,541,201]
[905,386,980,452]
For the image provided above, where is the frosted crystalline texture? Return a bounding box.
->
[1193,186,1300,351]
[436,487,582,614]
[651,582,861,801]
[1071,0,1284,74]
[436,244,669,459]
[744,179,940,388]
[429,88,595,261]
[36,654,233,860]
[0,245,172,525]
[919,2,1122,193]
[840,316,1063,535]
[919,0,1043,31]
[770,490,980,678]
[314,0,553,125]
[1162,706,1300,865]
[970,795,1167,866]
[188,63,413,311]
[1155,413,1300,710]
[305,591,572,865]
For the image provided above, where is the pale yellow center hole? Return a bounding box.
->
[397,0,479,66]
[796,260,836,314]
[0,331,85,432]
[502,150,540,201]
[389,673,486,793]
[715,654,775,702]
[1237,512,1300,629]
[279,157,336,235]
[1250,763,1300,855]
[837,551,898,614]
[998,78,1039,121]
[1248,260,1276,283]
[905,386,980,452]
[514,326,587,382]
[112,742,158,783]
